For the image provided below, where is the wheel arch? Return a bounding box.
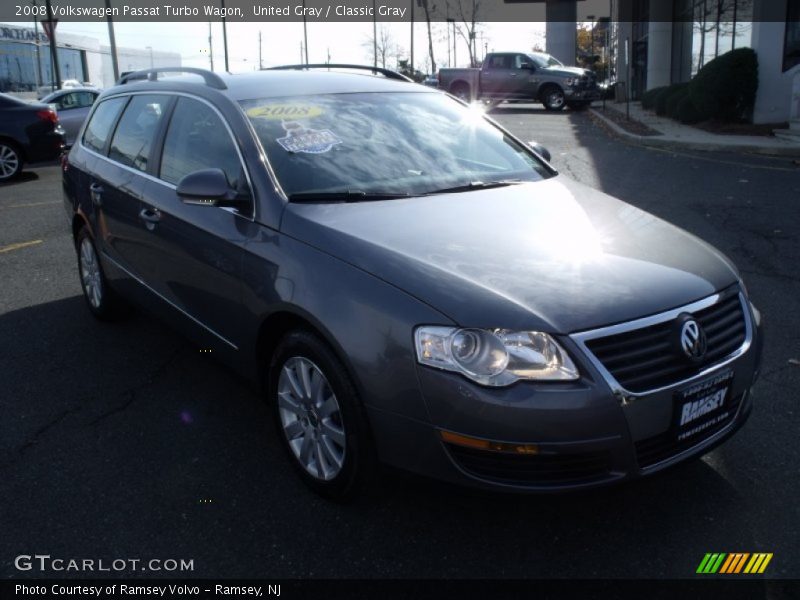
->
[254,305,366,402]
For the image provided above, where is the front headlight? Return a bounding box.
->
[414,326,579,386]
[564,77,578,87]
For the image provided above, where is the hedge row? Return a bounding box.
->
[640,48,758,124]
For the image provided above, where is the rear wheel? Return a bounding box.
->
[0,140,23,182]
[450,82,471,102]
[269,330,375,501]
[541,86,566,111]
[76,226,128,320]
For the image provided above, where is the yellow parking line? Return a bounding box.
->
[0,239,43,254]
[0,201,60,209]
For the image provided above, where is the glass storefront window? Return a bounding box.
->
[0,39,85,93]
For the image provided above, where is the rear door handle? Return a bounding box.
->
[509,73,518,78]
[89,182,103,207]
[139,207,161,230]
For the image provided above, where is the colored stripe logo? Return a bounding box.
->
[697,553,773,574]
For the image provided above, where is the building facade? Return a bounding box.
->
[614,0,799,124]
[0,23,180,95]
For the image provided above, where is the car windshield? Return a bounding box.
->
[240,92,552,199]
[529,53,564,68]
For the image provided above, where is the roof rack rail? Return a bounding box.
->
[117,67,227,90]
[265,64,413,83]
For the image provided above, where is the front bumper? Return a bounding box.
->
[368,294,762,492]
[565,87,601,102]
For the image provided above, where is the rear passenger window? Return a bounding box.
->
[108,95,170,171]
[160,97,245,191]
[82,97,127,153]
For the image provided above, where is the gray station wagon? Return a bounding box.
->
[63,66,762,499]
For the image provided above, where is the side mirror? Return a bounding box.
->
[527,141,551,162]
[519,62,533,71]
[177,168,238,207]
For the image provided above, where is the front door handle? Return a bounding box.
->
[139,207,161,230]
[89,182,103,207]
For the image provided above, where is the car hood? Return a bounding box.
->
[281,177,740,333]
[544,66,591,78]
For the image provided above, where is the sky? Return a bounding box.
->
[26,20,548,75]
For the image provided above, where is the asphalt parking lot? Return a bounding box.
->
[1,105,798,581]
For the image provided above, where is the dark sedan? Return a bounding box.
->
[63,67,762,500]
[0,92,65,182]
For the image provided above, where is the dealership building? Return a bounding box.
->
[0,22,180,95]
[540,0,799,124]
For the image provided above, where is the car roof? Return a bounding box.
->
[105,69,433,102]
[42,87,100,99]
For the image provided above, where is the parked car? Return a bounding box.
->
[438,51,600,110]
[0,92,65,182]
[63,66,761,500]
[41,88,100,146]
[422,75,439,88]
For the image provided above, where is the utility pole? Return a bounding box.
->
[32,0,43,87]
[208,22,214,70]
[105,0,119,81]
[221,0,229,71]
[410,0,414,75]
[302,0,309,64]
[258,30,262,69]
[44,0,60,90]
[372,0,377,68]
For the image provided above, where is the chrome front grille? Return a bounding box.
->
[575,287,750,395]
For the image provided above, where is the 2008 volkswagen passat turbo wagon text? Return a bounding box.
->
[63,66,762,499]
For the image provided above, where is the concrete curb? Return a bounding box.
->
[589,108,800,158]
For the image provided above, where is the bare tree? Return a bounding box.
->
[362,25,397,69]
[419,0,437,75]
[451,0,483,67]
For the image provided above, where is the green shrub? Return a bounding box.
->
[666,87,689,119]
[655,83,689,116]
[688,47,758,122]
[641,86,668,110]
[675,94,704,124]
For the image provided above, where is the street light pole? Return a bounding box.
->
[221,0,229,71]
[44,0,60,90]
[372,0,377,68]
[105,0,119,81]
[302,0,309,64]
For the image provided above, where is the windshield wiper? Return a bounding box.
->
[424,180,524,195]
[288,190,412,203]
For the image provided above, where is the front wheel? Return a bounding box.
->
[269,330,375,501]
[541,87,566,111]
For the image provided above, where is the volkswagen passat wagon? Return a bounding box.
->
[63,66,762,499]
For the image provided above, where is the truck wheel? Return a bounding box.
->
[541,86,566,111]
[450,82,471,102]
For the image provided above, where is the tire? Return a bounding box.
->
[0,140,23,182]
[450,82,471,102]
[541,86,566,111]
[75,226,128,320]
[269,330,375,501]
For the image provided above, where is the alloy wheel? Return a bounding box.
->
[277,356,346,481]
[0,144,20,180]
[79,237,103,308]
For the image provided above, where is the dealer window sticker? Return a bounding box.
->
[246,103,323,120]
[276,121,342,154]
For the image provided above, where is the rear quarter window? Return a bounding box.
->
[82,97,127,153]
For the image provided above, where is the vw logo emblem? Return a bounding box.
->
[676,316,707,361]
